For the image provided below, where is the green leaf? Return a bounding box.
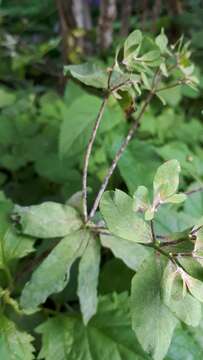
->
[124,30,142,58]
[194,227,203,265]
[59,94,101,158]
[99,259,134,294]
[0,199,34,268]
[144,207,155,221]
[60,93,124,158]
[13,202,82,239]
[36,293,148,360]
[100,190,152,243]
[133,186,150,212]
[64,63,108,89]
[184,185,203,220]
[20,230,89,310]
[35,153,80,184]
[140,50,160,63]
[100,234,150,270]
[1,228,35,265]
[0,88,16,108]
[164,193,187,204]
[115,140,161,194]
[77,235,101,325]
[0,314,34,360]
[162,262,201,327]
[155,29,168,54]
[131,254,177,360]
[156,142,202,180]
[180,268,203,303]
[154,205,194,236]
[166,323,203,360]
[157,86,182,107]
[153,160,181,201]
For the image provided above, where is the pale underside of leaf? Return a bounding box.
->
[100,191,152,243]
[13,202,82,239]
[131,254,177,360]
[20,229,89,310]
[100,233,151,270]
[77,234,101,325]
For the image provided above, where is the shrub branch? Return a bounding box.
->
[87,71,161,221]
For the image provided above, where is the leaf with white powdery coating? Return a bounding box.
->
[124,30,142,58]
[180,268,203,303]
[64,63,108,89]
[133,186,150,212]
[162,262,201,327]
[13,202,82,239]
[131,254,178,360]
[153,160,181,201]
[100,190,152,243]
[20,230,89,310]
[0,199,35,268]
[77,234,101,325]
[100,234,151,270]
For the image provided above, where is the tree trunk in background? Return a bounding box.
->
[166,0,183,39]
[141,0,149,30]
[56,0,92,64]
[168,0,183,15]
[98,0,117,52]
[120,0,132,37]
[56,0,75,64]
[72,0,93,55]
[152,0,162,32]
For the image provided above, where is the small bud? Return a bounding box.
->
[187,155,193,162]
[189,233,196,241]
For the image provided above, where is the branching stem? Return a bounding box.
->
[156,78,186,92]
[87,84,159,221]
[185,187,203,196]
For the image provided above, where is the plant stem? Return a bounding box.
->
[4,266,13,291]
[110,79,131,93]
[156,79,186,92]
[150,220,156,243]
[173,252,193,257]
[82,64,116,222]
[160,238,187,247]
[151,243,177,265]
[87,90,154,221]
[185,187,203,196]
[86,67,163,221]
[82,96,108,222]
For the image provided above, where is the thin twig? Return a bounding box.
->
[185,187,203,196]
[160,238,187,247]
[190,224,203,236]
[152,243,178,265]
[110,79,131,93]
[173,252,193,257]
[87,70,162,221]
[82,65,117,222]
[156,79,186,93]
[82,96,108,221]
[150,220,156,244]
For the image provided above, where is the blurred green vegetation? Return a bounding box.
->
[0,1,203,358]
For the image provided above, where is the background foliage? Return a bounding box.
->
[0,1,203,359]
